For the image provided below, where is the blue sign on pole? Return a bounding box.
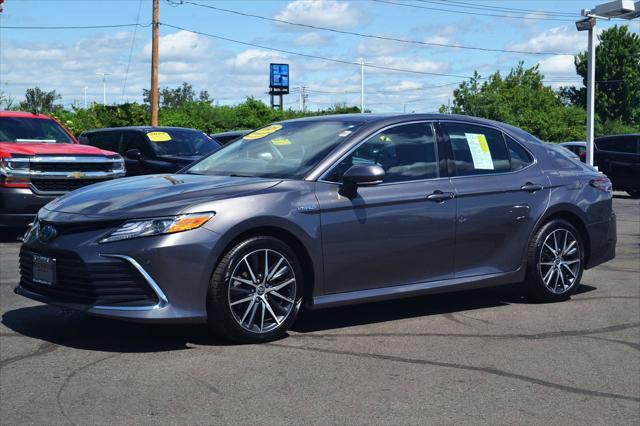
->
[270,63,289,90]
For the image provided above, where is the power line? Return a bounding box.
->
[121,0,144,103]
[160,22,479,80]
[372,0,578,22]
[413,0,577,17]
[178,1,576,56]
[0,23,150,29]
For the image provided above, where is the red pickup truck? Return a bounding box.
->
[0,111,125,227]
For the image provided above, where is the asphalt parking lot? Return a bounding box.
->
[0,195,638,425]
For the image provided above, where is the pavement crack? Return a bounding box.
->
[267,343,640,403]
[56,354,120,426]
[0,341,58,369]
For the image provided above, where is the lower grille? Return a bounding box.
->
[19,248,159,307]
[30,178,108,193]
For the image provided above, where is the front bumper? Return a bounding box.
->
[15,223,224,323]
[0,187,56,227]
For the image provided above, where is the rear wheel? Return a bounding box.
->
[206,236,303,343]
[524,219,584,302]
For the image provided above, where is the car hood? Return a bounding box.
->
[41,174,282,221]
[0,142,115,156]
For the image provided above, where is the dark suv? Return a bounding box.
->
[594,134,640,198]
[79,127,220,176]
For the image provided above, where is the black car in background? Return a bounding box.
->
[79,127,220,176]
[594,134,639,198]
[209,130,252,145]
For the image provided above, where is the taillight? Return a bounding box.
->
[0,155,30,188]
[590,177,612,192]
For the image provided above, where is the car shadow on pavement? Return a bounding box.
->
[2,283,597,351]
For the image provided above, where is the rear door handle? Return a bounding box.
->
[426,190,455,203]
[520,182,543,193]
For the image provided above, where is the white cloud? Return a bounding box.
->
[356,38,408,57]
[369,57,450,75]
[509,26,601,54]
[274,0,361,30]
[143,30,212,62]
[292,32,332,47]
[383,80,424,92]
[538,55,576,75]
[225,49,288,74]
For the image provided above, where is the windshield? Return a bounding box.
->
[0,117,75,143]
[146,129,220,156]
[186,120,363,179]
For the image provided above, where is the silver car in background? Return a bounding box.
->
[16,114,616,343]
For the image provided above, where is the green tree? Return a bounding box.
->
[440,63,585,142]
[561,25,640,129]
[143,82,213,108]
[19,87,62,113]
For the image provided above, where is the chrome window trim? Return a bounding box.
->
[94,254,169,311]
[316,120,440,185]
[439,120,538,179]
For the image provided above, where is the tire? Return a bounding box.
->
[206,236,303,343]
[626,190,640,199]
[523,219,584,302]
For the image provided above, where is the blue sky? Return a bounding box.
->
[1,0,638,112]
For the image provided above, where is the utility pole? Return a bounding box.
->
[359,58,365,113]
[84,86,88,109]
[298,86,303,112]
[96,72,110,105]
[150,0,160,126]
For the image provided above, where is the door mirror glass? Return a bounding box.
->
[125,148,142,160]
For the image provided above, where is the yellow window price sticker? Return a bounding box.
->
[243,124,283,140]
[147,131,172,142]
[271,137,291,146]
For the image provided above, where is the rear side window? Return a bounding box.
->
[444,123,510,176]
[86,132,120,152]
[596,136,639,153]
[326,122,438,183]
[506,136,534,171]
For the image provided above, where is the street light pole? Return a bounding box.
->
[84,86,88,109]
[585,27,596,167]
[96,73,110,105]
[359,58,365,113]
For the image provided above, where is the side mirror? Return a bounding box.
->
[125,149,143,161]
[339,164,385,198]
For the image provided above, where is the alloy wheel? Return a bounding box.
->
[227,249,296,333]
[538,228,581,294]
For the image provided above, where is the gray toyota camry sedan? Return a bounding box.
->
[16,114,617,343]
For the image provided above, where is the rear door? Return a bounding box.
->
[441,121,547,277]
[316,122,457,293]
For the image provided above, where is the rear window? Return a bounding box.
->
[596,136,639,154]
[0,117,75,144]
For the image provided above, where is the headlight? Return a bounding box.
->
[98,212,214,243]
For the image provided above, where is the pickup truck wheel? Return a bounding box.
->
[206,236,303,343]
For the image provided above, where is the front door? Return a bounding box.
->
[316,122,457,294]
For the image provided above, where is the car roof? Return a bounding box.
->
[0,111,52,119]
[596,134,640,139]
[81,126,203,134]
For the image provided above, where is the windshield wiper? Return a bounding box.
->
[228,173,255,178]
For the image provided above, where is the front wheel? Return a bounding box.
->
[206,236,303,343]
[524,219,584,302]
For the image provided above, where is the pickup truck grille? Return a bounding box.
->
[30,178,109,193]
[30,162,114,173]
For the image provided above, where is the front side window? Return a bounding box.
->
[326,122,438,183]
[187,121,364,179]
[0,117,74,144]
[444,123,510,176]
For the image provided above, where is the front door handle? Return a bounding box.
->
[427,190,455,203]
[521,182,543,193]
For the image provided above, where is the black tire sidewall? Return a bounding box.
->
[207,236,304,343]
[527,219,584,301]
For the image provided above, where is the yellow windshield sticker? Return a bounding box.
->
[271,137,291,146]
[464,133,494,170]
[243,124,283,140]
[147,131,172,142]
[379,135,392,142]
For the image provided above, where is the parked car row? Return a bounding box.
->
[13,113,617,343]
[1,111,254,227]
[560,134,640,198]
